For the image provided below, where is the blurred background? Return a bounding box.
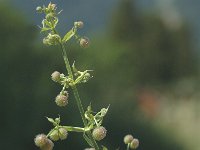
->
[1,0,200,149]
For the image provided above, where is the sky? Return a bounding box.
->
[2,0,200,48]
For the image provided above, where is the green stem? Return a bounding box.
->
[59,42,100,150]
[127,143,130,150]
[62,126,85,132]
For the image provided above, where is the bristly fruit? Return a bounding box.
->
[34,134,48,147]
[79,37,90,48]
[58,127,68,140]
[51,71,61,82]
[74,21,84,28]
[49,130,59,141]
[55,94,68,107]
[92,126,107,141]
[42,139,54,150]
[124,134,134,144]
[130,138,139,149]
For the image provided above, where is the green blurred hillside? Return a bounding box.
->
[0,0,198,150]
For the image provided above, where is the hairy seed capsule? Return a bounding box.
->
[130,138,139,149]
[80,37,90,48]
[41,139,54,150]
[49,130,59,141]
[92,126,107,141]
[124,134,134,144]
[55,94,68,107]
[36,6,43,13]
[74,21,84,28]
[59,128,68,140]
[34,134,48,147]
[51,71,60,82]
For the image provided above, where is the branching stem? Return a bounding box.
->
[59,42,100,150]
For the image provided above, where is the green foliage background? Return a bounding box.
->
[0,1,198,150]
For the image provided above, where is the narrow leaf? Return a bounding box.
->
[83,133,94,147]
[62,28,76,42]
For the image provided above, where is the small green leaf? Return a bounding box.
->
[62,28,76,42]
[72,61,79,75]
[53,18,59,28]
[46,117,57,126]
[46,117,54,123]
[40,27,51,32]
[44,19,52,28]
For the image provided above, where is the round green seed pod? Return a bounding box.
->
[59,127,68,140]
[49,130,59,141]
[130,138,139,149]
[92,126,107,141]
[124,134,134,144]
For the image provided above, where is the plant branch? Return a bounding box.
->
[59,42,100,150]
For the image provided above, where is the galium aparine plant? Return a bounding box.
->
[34,2,139,150]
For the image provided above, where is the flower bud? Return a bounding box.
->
[47,2,57,12]
[59,127,68,140]
[51,71,60,82]
[85,73,90,78]
[82,72,91,83]
[55,94,68,107]
[124,134,134,144]
[130,138,139,149]
[34,134,48,147]
[80,37,90,48]
[92,126,107,141]
[49,130,59,141]
[36,6,43,13]
[74,21,84,28]
[41,139,54,150]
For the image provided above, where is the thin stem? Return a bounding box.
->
[60,43,73,79]
[127,143,130,150]
[59,42,100,150]
[62,126,85,132]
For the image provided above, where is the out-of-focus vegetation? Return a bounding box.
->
[0,0,199,150]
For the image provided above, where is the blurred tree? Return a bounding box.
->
[0,4,67,150]
[110,0,197,86]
